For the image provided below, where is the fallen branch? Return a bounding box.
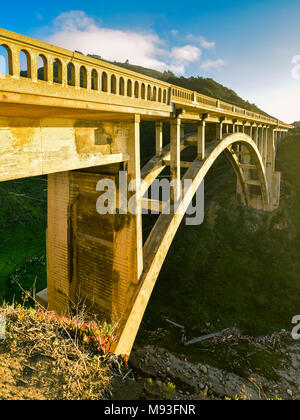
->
[183,328,230,346]
[162,316,185,330]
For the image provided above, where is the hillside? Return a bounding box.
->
[90,56,271,117]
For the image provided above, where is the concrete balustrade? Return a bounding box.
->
[0,28,292,129]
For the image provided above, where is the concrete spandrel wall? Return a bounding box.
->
[0,117,131,182]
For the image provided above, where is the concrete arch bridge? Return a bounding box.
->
[0,28,292,355]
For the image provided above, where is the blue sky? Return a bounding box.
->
[1,0,300,122]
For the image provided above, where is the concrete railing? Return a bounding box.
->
[0,27,292,129]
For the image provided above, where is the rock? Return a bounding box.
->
[287,389,293,397]
[199,364,208,374]
[199,383,205,390]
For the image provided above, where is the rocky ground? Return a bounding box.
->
[112,328,300,400]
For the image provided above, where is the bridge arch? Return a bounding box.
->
[113,132,269,355]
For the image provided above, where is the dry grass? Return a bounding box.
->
[0,303,127,400]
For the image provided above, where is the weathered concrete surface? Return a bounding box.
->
[0,117,130,182]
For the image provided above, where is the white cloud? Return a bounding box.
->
[171,45,201,63]
[187,34,215,49]
[200,59,225,70]
[45,11,204,75]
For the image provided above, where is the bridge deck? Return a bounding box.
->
[0,28,292,128]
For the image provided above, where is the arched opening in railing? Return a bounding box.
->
[37,54,48,81]
[134,81,139,98]
[0,44,12,75]
[152,87,157,101]
[80,66,87,88]
[127,79,132,97]
[67,62,75,86]
[147,85,152,100]
[53,59,62,84]
[141,83,146,99]
[91,69,98,90]
[158,88,162,102]
[102,72,108,92]
[19,49,31,78]
[163,89,167,104]
[119,77,125,95]
[111,74,117,94]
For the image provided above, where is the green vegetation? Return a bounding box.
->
[0,177,47,302]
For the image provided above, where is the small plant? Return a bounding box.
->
[166,381,176,393]
[15,305,118,355]
[147,378,153,386]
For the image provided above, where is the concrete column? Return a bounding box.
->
[170,118,181,203]
[127,115,143,281]
[253,126,258,145]
[155,122,163,157]
[216,121,223,140]
[180,124,185,140]
[31,52,38,82]
[86,68,92,91]
[266,128,280,210]
[266,128,275,171]
[61,61,67,87]
[258,127,263,159]
[10,46,20,78]
[197,120,205,160]
[250,125,253,138]
[263,127,268,166]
